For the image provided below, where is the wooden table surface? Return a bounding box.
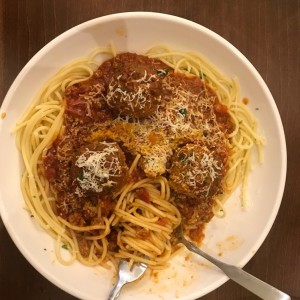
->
[0,1,299,299]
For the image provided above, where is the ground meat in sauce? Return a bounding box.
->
[43,52,234,244]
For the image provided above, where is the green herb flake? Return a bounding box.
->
[62,244,68,250]
[179,108,187,116]
[178,153,185,161]
[77,172,84,181]
[199,72,206,80]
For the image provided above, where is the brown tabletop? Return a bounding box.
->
[0,1,299,299]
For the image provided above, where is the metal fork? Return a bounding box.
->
[174,224,291,300]
[107,259,148,300]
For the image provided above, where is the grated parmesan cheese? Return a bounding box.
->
[75,142,122,193]
[96,73,228,180]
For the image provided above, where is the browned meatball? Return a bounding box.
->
[73,141,128,195]
[169,143,228,198]
[100,53,172,118]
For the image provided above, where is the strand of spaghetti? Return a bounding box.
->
[21,172,54,231]
[127,199,178,222]
[132,211,160,223]
[88,242,96,262]
[224,158,245,190]
[150,245,172,263]
[239,121,265,144]
[120,235,163,255]
[213,198,226,218]
[20,107,60,160]
[128,153,141,175]
[55,231,77,265]
[94,239,115,270]
[34,172,65,230]
[22,108,63,160]
[58,216,107,231]
[231,103,258,123]
[95,238,109,263]
[133,199,180,223]
[232,131,254,150]
[68,230,108,266]
[226,154,244,175]
[115,250,159,266]
[121,223,136,234]
[241,150,252,207]
[127,191,136,204]
[149,231,167,251]
[21,124,64,232]
[128,178,154,190]
[174,58,190,73]
[232,132,254,150]
[114,209,172,232]
[114,182,135,211]
[132,200,170,218]
[150,197,181,216]
[150,177,168,200]
[227,111,240,138]
[127,206,159,223]
[87,45,116,60]
[26,115,63,187]
[54,90,63,101]
[85,219,112,240]
[120,209,161,228]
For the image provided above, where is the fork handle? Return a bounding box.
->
[180,238,291,300]
[108,280,126,300]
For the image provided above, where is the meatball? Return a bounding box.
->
[64,78,113,123]
[169,143,228,198]
[73,141,128,195]
[101,53,172,118]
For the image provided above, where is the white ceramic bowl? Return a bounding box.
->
[0,12,286,300]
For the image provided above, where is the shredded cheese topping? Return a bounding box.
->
[178,149,223,195]
[75,142,122,193]
[101,75,228,180]
[106,71,160,113]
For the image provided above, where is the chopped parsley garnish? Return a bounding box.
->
[77,172,84,181]
[199,71,206,80]
[179,108,187,116]
[178,153,186,161]
[62,244,68,250]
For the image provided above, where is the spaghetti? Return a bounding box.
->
[15,44,263,270]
